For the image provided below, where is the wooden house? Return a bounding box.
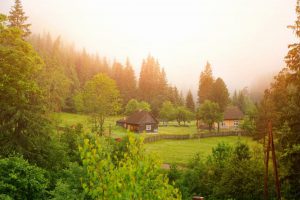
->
[218,106,244,129]
[116,111,158,133]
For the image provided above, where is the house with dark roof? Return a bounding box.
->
[217,106,244,129]
[116,111,158,133]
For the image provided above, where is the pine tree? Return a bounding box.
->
[178,91,185,106]
[211,78,229,112]
[232,90,238,105]
[123,58,137,104]
[8,0,31,37]
[186,90,195,112]
[198,62,214,104]
[138,55,168,115]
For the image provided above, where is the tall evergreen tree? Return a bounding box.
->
[123,58,137,104]
[186,90,195,112]
[138,55,168,115]
[8,0,31,37]
[198,62,214,104]
[232,90,238,105]
[178,91,185,106]
[0,15,51,165]
[211,78,229,112]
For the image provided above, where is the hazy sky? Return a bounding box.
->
[0,0,297,94]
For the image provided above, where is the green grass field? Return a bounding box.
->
[51,112,129,137]
[158,121,198,135]
[145,136,260,165]
[53,112,260,166]
[52,112,199,137]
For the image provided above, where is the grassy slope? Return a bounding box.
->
[145,136,259,165]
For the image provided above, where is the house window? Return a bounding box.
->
[146,125,151,131]
[234,120,239,127]
[221,121,226,127]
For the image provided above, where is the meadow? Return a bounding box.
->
[53,112,260,166]
[145,136,259,165]
[52,112,199,137]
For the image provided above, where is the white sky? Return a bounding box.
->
[0,0,297,94]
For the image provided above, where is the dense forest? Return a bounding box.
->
[0,0,300,199]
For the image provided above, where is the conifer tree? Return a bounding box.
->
[123,58,137,104]
[186,90,195,112]
[198,62,214,104]
[8,0,31,37]
[211,78,229,112]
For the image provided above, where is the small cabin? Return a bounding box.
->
[218,106,244,129]
[116,111,158,133]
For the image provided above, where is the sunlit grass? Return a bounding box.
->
[145,136,259,166]
[51,112,128,137]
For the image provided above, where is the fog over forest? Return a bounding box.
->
[0,0,296,95]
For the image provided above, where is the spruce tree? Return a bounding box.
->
[8,0,31,37]
[186,90,195,112]
[198,62,214,104]
[211,77,229,112]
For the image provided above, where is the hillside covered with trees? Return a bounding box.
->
[0,0,300,199]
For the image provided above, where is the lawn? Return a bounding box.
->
[145,136,260,166]
[52,112,199,137]
[53,113,260,166]
[158,121,198,135]
[51,112,129,137]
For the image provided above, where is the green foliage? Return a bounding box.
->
[159,101,176,124]
[60,124,83,163]
[50,163,88,200]
[240,115,256,135]
[111,59,137,106]
[0,15,54,165]
[174,106,194,126]
[197,100,222,130]
[138,55,168,116]
[8,0,31,37]
[36,36,72,112]
[125,99,151,115]
[254,1,300,198]
[169,142,275,200]
[0,156,49,200]
[210,77,229,112]
[80,73,121,135]
[185,90,195,112]
[198,62,214,104]
[79,134,181,199]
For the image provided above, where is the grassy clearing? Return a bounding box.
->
[145,136,260,165]
[51,112,129,137]
[52,112,199,137]
[158,121,197,135]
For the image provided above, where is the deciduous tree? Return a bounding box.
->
[81,73,121,135]
[197,100,222,131]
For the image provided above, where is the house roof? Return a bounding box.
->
[224,106,244,120]
[124,111,158,125]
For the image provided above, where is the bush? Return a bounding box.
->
[0,156,49,199]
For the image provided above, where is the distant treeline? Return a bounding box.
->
[29,33,185,115]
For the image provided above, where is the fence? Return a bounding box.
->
[143,131,245,143]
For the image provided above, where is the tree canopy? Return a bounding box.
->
[80,73,121,135]
[8,0,31,37]
[197,100,222,131]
